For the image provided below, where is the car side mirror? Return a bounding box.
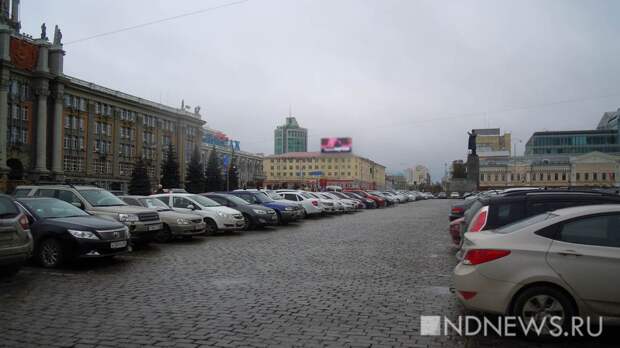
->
[72,201,84,210]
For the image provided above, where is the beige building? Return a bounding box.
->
[263,152,385,190]
[475,128,511,158]
[479,152,618,189]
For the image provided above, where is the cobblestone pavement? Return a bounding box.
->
[0,200,617,347]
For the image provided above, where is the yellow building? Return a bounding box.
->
[475,128,511,158]
[263,152,386,190]
[479,152,618,189]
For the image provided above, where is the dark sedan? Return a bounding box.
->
[17,198,130,268]
[203,193,279,230]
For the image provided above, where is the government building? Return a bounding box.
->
[0,1,264,192]
[263,152,385,190]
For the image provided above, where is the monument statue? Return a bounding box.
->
[40,22,47,40]
[53,25,62,45]
[467,129,477,156]
[194,106,201,115]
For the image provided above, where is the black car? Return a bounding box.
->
[459,189,620,247]
[203,193,279,230]
[17,198,130,268]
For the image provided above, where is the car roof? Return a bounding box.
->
[553,204,620,217]
[119,195,148,199]
[16,185,103,190]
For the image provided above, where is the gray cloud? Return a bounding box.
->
[23,0,620,179]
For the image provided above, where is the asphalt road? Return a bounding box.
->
[0,200,617,347]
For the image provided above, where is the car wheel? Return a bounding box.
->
[0,262,23,277]
[38,238,65,268]
[512,285,576,336]
[155,224,173,243]
[242,213,253,231]
[204,219,218,235]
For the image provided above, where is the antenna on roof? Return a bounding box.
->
[288,104,292,117]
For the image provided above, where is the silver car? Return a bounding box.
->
[120,196,206,242]
[454,204,620,333]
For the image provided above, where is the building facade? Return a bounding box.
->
[0,2,205,192]
[263,152,385,190]
[474,128,511,156]
[274,116,307,154]
[479,152,618,189]
[201,127,264,188]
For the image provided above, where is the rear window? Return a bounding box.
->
[495,213,557,234]
[494,201,525,225]
[0,197,19,218]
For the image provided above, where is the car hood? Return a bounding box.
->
[90,205,155,214]
[207,206,242,215]
[44,216,125,230]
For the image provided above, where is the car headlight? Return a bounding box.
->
[176,218,191,225]
[284,207,294,211]
[253,209,267,214]
[118,213,139,222]
[216,211,228,217]
[68,229,99,240]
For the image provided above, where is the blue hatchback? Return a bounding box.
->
[229,190,303,224]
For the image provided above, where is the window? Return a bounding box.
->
[34,189,56,198]
[57,190,83,207]
[559,215,620,247]
[576,173,581,181]
[593,173,598,181]
[173,197,195,209]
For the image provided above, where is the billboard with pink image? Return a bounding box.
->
[321,137,352,153]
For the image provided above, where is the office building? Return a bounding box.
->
[274,116,307,154]
[474,128,511,158]
[263,152,385,190]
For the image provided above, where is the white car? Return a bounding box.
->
[276,190,323,216]
[454,204,620,334]
[316,192,347,213]
[152,193,245,233]
[450,192,460,199]
[322,192,357,212]
[306,192,337,213]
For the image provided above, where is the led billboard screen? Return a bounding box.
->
[321,137,352,153]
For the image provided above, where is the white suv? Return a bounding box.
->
[152,193,245,233]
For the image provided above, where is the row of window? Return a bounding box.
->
[119,127,135,140]
[94,140,112,154]
[481,172,616,182]
[271,164,355,170]
[65,116,85,131]
[95,121,112,136]
[63,156,85,173]
[8,127,28,145]
[10,104,29,121]
[532,135,617,147]
[64,136,85,151]
[9,80,30,100]
[271,157,353,163]
[270,172,354,178]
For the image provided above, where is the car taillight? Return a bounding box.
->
[451,207,464,214]
[458,291,477,300]
[18,214,29,230]
[468,206,489,232]
[463,249,510,265]
[312,200,318,207]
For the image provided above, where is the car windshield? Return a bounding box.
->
[189,195,221,207]
[79,189,127,207]
[21,199,89,219]
[221,194,252,206]
[300,192,313,199]
[266,191,284,200]
[139,198,172,211]
[255,192,275,203]
[494,213,558,234]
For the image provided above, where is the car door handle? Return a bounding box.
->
[557,250,582,257]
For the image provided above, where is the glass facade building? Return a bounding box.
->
[274,117,308,154]
[525,130,620,155]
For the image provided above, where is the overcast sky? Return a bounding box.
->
[23,0,620,180]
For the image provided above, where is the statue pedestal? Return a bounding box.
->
[466,154,480,191]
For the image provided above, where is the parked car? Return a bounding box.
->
[230,190,303,224]
[345,190,386,207]
[454,204,620,333]
[342,191,377,209]
[151,193,245,233]
[0,194,32,276]
[16,198,130,268]
[322,192,357,212]
[203,193,278,230]
[454,189,620,250]
[329,191,366,209]
[275,190,324,216]
[369,191,396,206]
[438,192,447,199]
[15,185,161,245]
[450,192,460,199]
[120,196,205,242]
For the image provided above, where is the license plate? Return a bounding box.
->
[147,224,161,231]
[110,241,127,249]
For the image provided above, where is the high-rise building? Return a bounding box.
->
[274,116,307,154]
[473,128,511,158]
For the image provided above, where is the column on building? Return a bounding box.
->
[0,24,10,174]
[51,83,64,176]
[33,82,50,173]
[112,107,120,177]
